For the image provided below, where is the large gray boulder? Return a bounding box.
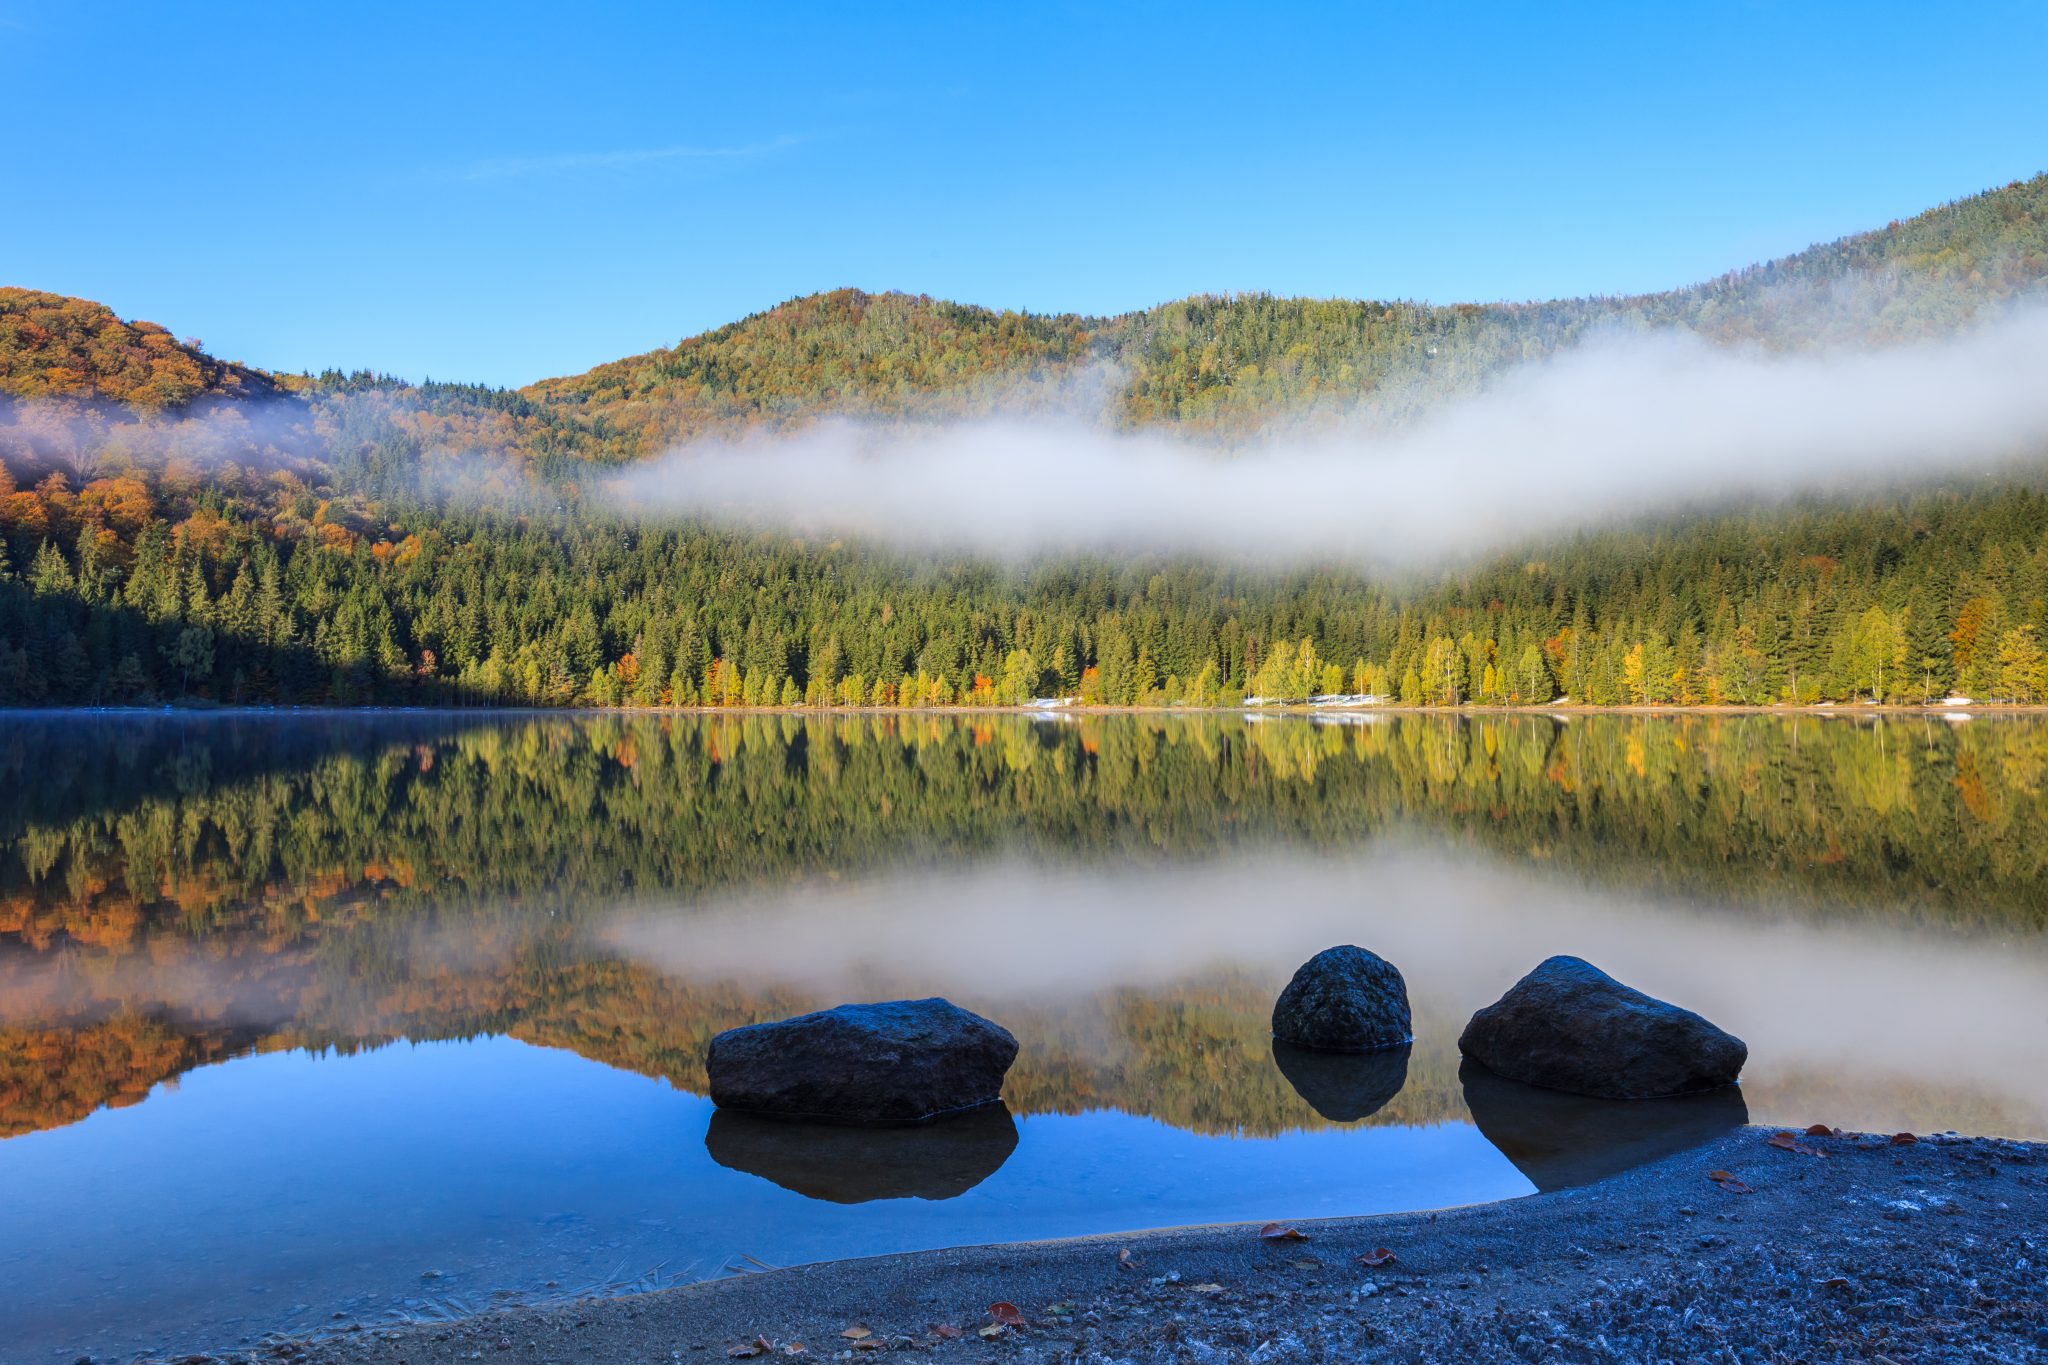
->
[707,997,1018,1126]
[1270,945,1412,1053]
[1458,956,1746,1099]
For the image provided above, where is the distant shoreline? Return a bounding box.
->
[8,701,2048,718]
[276,1126,2047,1365]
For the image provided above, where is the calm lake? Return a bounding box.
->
[2,711,2045,1362]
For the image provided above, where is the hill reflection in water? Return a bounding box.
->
[1,711,2045,1358]
[3,710,2046,1141]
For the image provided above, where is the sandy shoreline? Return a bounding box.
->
[198,1125,2048,1365]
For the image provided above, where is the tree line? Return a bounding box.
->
[3,433,2046,709]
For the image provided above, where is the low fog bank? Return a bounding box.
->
[603,846,2048,1132]
[0,394,327,473]
[0,392,542,509]
[609,304,2048,565]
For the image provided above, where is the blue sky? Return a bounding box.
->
[5,2,2044,388]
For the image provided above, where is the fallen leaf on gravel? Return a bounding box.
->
[929,1325,962,1340]
[1820,1276,1850,1290]
[989,1301,1027,1328]
[1890,1132,1918,1145]
[1357,1248,1398,1267]
[1707,1170,1754,1193]
[1292,1257,1322,1270]
[1259,1223,1308,1241]
[728,1339,772,1360]
[1117,1247,1139,1271]
[1767,1131,1826,1157]
[1804,1123,1838,1137]
[840,1326,871,1340]
[977,1324,1004,1339]
[780,1346,807,1358]
[1189,1283,1226,1295]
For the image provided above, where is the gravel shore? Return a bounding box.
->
[221,1127,2047,1364]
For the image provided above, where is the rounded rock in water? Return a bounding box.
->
[706,997,1019,1126]
[1270,945,1413,1053]
[1458,955,1747,1100]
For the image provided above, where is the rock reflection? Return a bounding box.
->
[704,1101,1019,1203]
[1459,1059,1747,1191]
[1271,1040,1410,1122]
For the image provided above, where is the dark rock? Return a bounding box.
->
[1460,1058,1748,1191]
[706,1101,1018,1202]
[1458,956,1746,1099]
[706,997,1018,1125]
[1270,945,1412,1052]
[1272,1038,1410,1121]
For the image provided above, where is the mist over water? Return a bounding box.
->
[610,304,2048,564]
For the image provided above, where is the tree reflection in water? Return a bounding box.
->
[1,710,2044,1144]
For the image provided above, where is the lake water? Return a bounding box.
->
[2,711,2045,1362]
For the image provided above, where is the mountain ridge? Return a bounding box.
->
[5,172,2044,455]
[510,171,2048,451]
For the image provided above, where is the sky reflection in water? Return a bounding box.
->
[0,1037,1536,1362]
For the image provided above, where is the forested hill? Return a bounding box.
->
[517,172,2048,455]
[0,288,271,408]
[10,174,2043,451]
[0,174,2046,709]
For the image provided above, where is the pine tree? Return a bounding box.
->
[29,541,73,596]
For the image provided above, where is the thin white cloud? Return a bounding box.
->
[455,133,808,182]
